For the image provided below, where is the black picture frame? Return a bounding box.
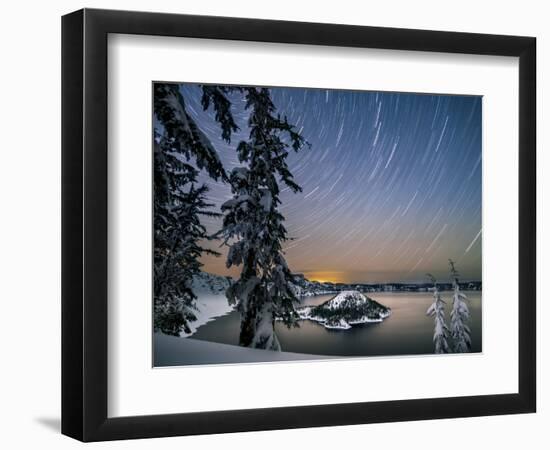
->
[62,8,536,442]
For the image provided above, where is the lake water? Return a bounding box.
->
[190,291,482,357]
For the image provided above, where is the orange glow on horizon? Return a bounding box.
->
[303,271,346,284]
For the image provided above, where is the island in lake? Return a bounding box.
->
[294,291,391,330]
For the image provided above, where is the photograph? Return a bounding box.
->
[153,82,482,367]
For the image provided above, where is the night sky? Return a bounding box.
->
[174,83,482,284]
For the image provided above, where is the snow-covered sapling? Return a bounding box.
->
[449,259,471,352]
[425,274,450,354]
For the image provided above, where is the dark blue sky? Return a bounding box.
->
[176,84,482,283]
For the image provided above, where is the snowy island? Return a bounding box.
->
[295,290,391,330]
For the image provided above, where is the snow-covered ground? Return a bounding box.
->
[183,272,235,336]
[323,318,352,330]
[155,333,336,366]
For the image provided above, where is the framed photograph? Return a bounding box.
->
[62,8,536,442]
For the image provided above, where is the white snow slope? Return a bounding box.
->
[155,333,336,366]
[183,272,234,336]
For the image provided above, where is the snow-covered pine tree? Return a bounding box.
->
[218,87,308,350]
[426,274,450,354]
[153,83,238,335]
[154,83,237,179]
[153,170,220,334]
[449,259,471,352]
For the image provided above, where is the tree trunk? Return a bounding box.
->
[239,294,280,351]
[238,250,280,350]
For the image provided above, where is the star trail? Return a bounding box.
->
[175,83,482,284]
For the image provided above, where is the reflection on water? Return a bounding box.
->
[190,291,482,357]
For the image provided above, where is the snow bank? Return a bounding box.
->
[183,272,235,336]
[154,333,336,366]
[323,319,352,330]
